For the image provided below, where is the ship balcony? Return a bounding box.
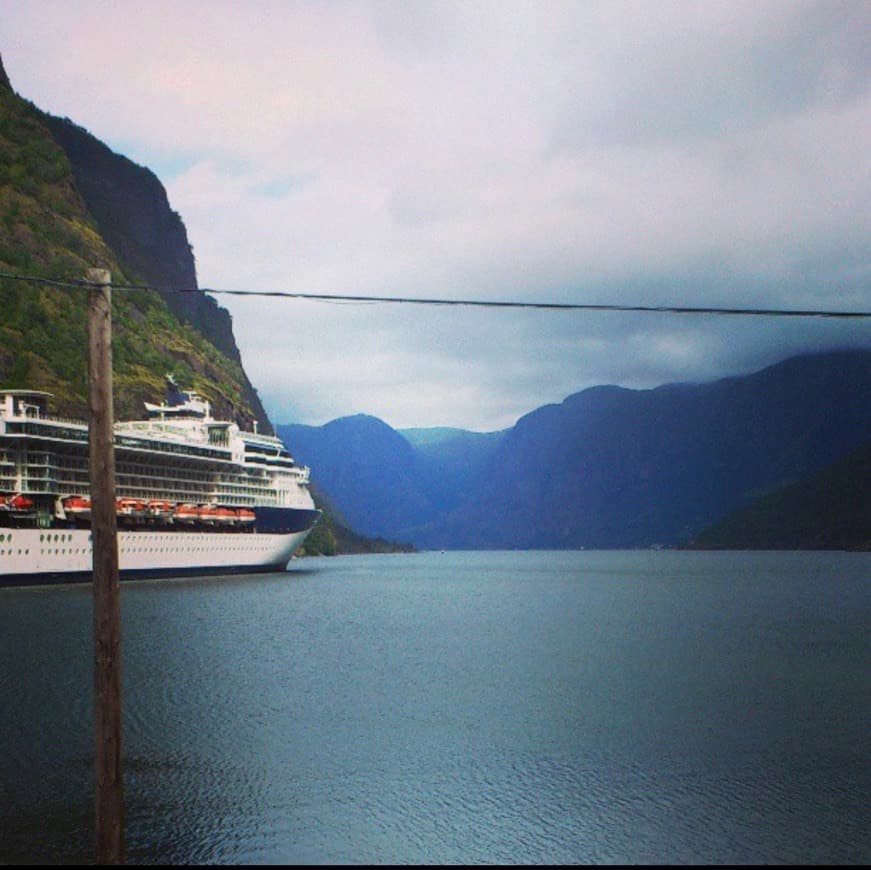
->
[18,480,57,494]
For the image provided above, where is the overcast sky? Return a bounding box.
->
[2,0,869,430]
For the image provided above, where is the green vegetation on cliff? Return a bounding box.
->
[0,61,262,426]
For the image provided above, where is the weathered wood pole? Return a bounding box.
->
[86,267,124,863]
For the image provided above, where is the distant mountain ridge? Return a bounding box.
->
[278,349,871,550]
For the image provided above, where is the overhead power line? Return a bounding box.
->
[198,289,871,319]
[1,269,869,318]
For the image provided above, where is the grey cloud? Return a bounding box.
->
[373,0,462,60]
[552,0,871,150]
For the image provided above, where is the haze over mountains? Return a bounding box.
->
[279,350,871,551]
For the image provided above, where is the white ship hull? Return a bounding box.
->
[0,527,312,588]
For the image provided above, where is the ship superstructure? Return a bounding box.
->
[0,377,320,585]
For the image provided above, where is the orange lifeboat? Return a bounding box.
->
[62,494,91,522]
[7,493,35,511]
[212,506,237,526]
[116,497,146,520]
[146,499,174,523]
[197,504,219,525]
[173,503,199,525]
[236,508,256,525]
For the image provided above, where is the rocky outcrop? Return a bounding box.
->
[41,113,273,433]
[0,53,11,90]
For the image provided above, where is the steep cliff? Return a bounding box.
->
[0,51,271,431]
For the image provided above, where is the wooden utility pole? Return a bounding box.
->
[87,267,124,864]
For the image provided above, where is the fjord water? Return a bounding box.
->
[1,550,868,864]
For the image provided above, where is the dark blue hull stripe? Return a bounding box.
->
[254,507,322,533]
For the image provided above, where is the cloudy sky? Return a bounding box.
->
[3,0,869,430]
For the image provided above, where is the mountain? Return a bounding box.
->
[400,427,506,487]
[0,51,268,430]
[278,350,870,550]
[690,441,870,550]
[280,414,438,540]
[277,418,509,541]
[447,349,870,549]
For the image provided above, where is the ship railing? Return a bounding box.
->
[4,412,86,427]
[117,420,211,443]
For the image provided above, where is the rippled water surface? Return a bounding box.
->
[2,550,869,864]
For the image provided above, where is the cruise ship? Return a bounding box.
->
[0,376,321,587]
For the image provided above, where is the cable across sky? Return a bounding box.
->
[1,269,869,319]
